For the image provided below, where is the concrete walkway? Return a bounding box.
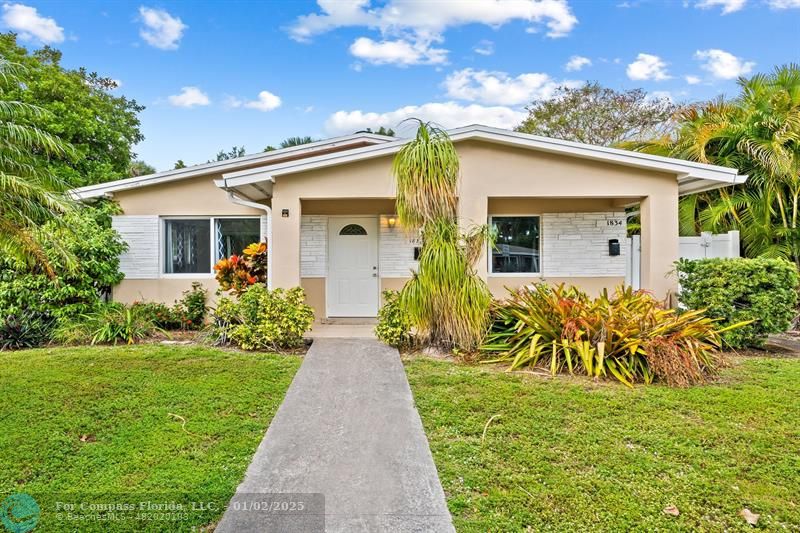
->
[216,338,454,533]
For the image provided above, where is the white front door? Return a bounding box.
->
[327,217,379,317]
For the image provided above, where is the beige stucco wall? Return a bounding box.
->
[271,140,679,299]
[113,278,219,306]
[113,174,265,216]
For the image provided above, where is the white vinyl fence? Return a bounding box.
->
[625,231,740,290]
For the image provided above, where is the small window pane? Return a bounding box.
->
[216,218,260,259]
[164,219,211,274]
[339,224,367,236]
[491,216,540,273]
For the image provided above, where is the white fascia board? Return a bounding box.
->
[678,174,748,195]
[219,140,407,188]
[70,133,395,200]
[219,126,742,190]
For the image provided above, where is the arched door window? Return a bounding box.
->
[339,224,368,236]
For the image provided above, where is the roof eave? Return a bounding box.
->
[70,132,395,200]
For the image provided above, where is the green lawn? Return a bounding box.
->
[0,345,300,532]
[406,356,800,532]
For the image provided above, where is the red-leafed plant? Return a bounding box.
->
[214,241,268,295]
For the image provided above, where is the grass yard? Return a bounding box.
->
[406,356,800,532]
[0,345,300,532]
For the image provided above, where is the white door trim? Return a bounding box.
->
[326,216,380,317]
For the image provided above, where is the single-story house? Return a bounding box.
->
[72,125,744,319]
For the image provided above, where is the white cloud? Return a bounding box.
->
[1,3,64,43]
[225,91,282,112]
[290,0,578,41]
[565,55,591,71]
[349,37,447,65]
[167,87,210,108]
[626,53,671,81]
[244,90,282,112]
[444,68,573,106]
[138,6,186,50]
[685,75,701,84]
[695,0,747,14]
[325,101,525,136]
[694,49,754,79]
[289,0,577,66]
[767,0,800,7]
[473,39,494,56]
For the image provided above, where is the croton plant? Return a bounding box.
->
[213,241,268,295]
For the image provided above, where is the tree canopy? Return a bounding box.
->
[0,33,144,187]
[357,126,396,136]
[516,82,678,147]
[209,146,246,162]
[0,58,75,276]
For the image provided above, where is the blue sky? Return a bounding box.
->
[2,0,799,170]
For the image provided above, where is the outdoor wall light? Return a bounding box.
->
[387,216,397,228]
[281,209,289,218]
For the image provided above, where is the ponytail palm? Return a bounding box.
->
[393,121,492,350]
[0,59,74,276]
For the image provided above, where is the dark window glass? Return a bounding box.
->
[339,224,367,236]
[216,218,260,259]
[491,216,540,273]
[164,219,211,274]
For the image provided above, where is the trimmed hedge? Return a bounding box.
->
[676,257,798,348]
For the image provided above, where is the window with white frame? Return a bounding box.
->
[163,217,260,274]
[490,216,540,274]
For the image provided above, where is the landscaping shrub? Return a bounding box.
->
[0,311,54,350]
[214,242,268,295]
[676,257,798,348]
[132,283,208,331]
[0,201,126,327]
[132,302,182,330]
[208,285,313,351]
[55,303,163,345]
[375,290,414,349]
[173,282,208,329]
[482,284,745,387]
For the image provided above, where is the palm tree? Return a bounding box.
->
[0,59,74,276]
[626,64,800,265]
[280,136,316,148]
[393,121,492,351]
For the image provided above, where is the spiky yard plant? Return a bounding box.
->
[393,121,492,351]
[0,58,74,276]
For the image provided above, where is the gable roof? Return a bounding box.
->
[71,132,396,200]
[217,125,745,197]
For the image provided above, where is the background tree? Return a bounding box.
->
[628,64,800,265]
[173,159,187,169]
[280,136,316,148]
[356,126,396,136]
[0,59,74,276]
[0,33,144,187]
[516,82,678,147]
[129,160,156,177]
[210,146,246,162]
[394,121,492,351]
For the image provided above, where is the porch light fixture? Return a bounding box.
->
[387,216,397,228]
[281,209,289,218]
